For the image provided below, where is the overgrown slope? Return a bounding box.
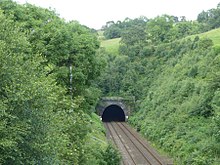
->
[98,7,220,165]
[128,37,220,164]
[189,28,220,48]
[99,22,220,164]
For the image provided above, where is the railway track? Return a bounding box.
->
[104,122,172,165]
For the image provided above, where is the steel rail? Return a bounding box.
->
[114,122,152,165]
[105,122,135,165]
[120,122,166,165]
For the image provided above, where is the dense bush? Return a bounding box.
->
[128,38,220,164]
[0,1,121,164]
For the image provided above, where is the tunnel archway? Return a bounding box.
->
[102,104,126,122]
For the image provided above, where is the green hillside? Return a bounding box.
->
[100,27,220,56]
[128,32,220,164]
[199,28,220,46]
[100,38,120,55]
[190,28,220,47]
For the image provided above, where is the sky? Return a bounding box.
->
[15,0,220,29]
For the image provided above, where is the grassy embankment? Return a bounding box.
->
[100,28,220,54]
[189,28,220,47]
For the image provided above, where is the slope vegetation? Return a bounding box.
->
[99,27,220,165]
[189,28,220,47]
[129,32,220,165]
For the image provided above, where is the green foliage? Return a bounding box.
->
[99,11,220,164]
[146,15,202,44]
[0,1,121,164]
[1,0,101,94]
[128,38,220,164]
[4,0,220,164]
[146,15,175,43]
[0,9,62,164]
[102,17,148,39]
[102,144,121,165]
[121,25,147,46]
[197,3,220,31]
[103,25,121,39]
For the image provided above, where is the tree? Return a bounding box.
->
[146,15,175,43]
[0,1,110,164]
[103,25,121,39]
[1,1,102,96]
[121,25,147,46]
[102,17,148,39]
[197,3,220,31]
[0,9,64,164]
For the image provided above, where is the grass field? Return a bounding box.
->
[189,28,220,47]
[99,27,220,55]
[100,38,121,55]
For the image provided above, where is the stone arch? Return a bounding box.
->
[96,97,130,121]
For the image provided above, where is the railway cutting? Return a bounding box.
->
[104,122,173,165]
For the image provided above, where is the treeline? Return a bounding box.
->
[197,3,220,31]
[102,3,220,40]
[0,1,120,164]
[97,3,220,165]
[102,16,148,39]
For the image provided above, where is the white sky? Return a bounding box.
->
[15,0,220,29]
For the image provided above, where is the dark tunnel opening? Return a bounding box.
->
[102,105,125,122]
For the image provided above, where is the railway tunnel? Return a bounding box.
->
[96,97,133,122]
[102,105,126,122]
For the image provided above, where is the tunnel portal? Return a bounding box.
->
[102,105,126,122]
